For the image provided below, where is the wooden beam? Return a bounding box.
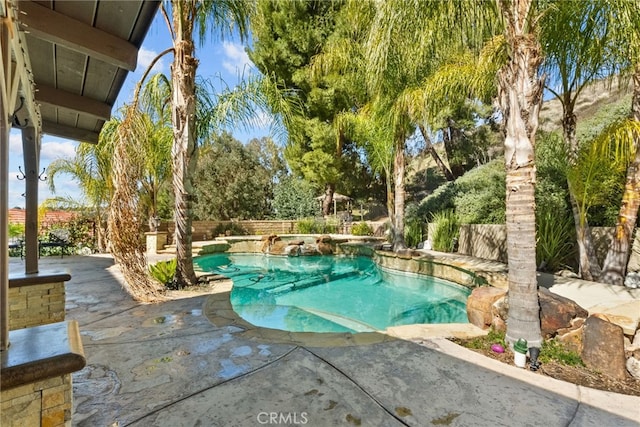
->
[42,121,100,144]
[18,1,138,71]
[36,85,112,121]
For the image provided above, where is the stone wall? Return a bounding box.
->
[458,224,507,263]
[1,374,73,427]
[8,277,67,330]
[161,220,299,242]
[457,224,640,270]
[372,251,490,289]
[160,219,362,243]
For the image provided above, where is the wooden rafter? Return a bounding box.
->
[42,120,100,144]
[36,85,112,121]
[18,1,138,71]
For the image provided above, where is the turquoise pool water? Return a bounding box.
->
[195,253,470,333]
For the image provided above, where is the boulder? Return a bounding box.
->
[466,287,507,330]
[288,239,305,246]
[317,242,333,255]
[624,271,640,289]
[539,287,588,338]
[491,296,508,320]
[582,316,628,380]
[556,326,584,354]
[268,241,289,255]
[491,315,507,333]
[316,234,332,244]
[284,245,300,257]
[300,244,321,256]
[627,355,640,379]
[260,234,281,252]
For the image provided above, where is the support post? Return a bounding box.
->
[0,28,9,351]
[22,126,39,274]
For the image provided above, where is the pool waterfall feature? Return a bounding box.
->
[195,235,498,334]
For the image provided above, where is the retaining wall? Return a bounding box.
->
[458,224,640,270]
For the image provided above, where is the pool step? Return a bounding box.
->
[264,270,363,295]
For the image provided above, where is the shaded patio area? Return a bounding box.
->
[9,254,639,426]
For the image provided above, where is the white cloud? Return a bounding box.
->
[40,140,77,163]
[9,132,22,156]
[137,47,167,75]
[221,42,254,75]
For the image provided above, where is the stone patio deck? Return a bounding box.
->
[8,254,639,426]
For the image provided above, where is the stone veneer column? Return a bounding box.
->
[146,231,168,254]
[1,374,73,427]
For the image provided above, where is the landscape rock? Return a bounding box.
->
[634,329,640,347]
[284,245,300,257]
[624,271,640,289]
[626,354,640,379]
[556,326,584,354]
[299,244,320,256]
[491,296,508,321]
[268,241,289,255]
[316,234,332,244]
[288,240,305,246]
[581,316,628,380]
[466,287,507,330]
[491,315,506,333]
[260,234,281,252]
[317,242,333,255]
[539,287,588,338]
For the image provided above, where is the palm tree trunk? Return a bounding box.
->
[322,183,335,216]
[393,135,407,250]
[171,0,198,286]
[385,166,394,225]
[568,188,602,281]
[601,65,640,286]
[418,125,455,181]
[499,0,543,348]
[564,100,602,281]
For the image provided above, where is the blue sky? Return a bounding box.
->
[8,12,267,209]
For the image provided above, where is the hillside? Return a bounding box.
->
[407,77,634,205]
[539,77,632,134]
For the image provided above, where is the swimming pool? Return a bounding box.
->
[195,253,470,333]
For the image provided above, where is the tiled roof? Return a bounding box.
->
[8,208,77,227]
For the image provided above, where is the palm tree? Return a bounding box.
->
[540,2,612,281]
[366,0,545,347]
[165,0,250,286]
[47,121,116,252]
[599,0,640,286]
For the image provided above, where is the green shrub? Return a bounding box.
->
[418,159,506,225]
[9,223,25,238]
[149,259,178,289]
[296,217,339,234]
[212,222,248,237]
[431,210,459,252]
[418,181,456,220]
[453,159,506,224]
[535,132,570,217]
[464,327,506,350]
[297,218,320,234]
[404,203,424,247]
[536,206,576,272]
[351,222,373,236]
